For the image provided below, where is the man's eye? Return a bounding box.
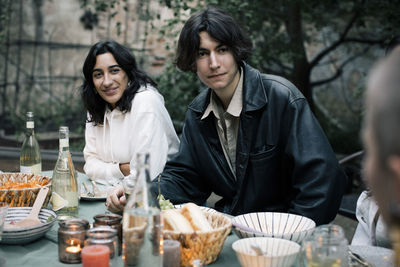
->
[198,51,207,58]
[219,47,228,53]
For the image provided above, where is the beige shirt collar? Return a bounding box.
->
[201,68,243,120]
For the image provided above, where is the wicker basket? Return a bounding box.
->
[0,173,51,207]
[163,210,232,267]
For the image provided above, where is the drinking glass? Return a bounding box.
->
[301,224,349,267]
[0,202,8,241]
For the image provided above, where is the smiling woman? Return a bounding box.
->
[80,41,179,187]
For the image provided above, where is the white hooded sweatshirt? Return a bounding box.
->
[83,85,179,184]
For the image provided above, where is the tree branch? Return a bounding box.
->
[311,46,370,87]
[310,3,363,68]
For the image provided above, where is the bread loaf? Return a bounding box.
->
[181,203,213,232]
[163,209,194,233]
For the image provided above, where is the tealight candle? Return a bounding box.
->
[81,245,110,267]
[58,219,90,264]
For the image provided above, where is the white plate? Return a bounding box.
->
[80,193,107,201]
[349,245,394,267]
[80,182,107,201]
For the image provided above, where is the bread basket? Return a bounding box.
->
[0,173,51,207]
[163,210,232,267]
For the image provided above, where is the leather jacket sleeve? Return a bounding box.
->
[283,97,347,224]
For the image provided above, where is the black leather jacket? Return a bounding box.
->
[154,62,347,225]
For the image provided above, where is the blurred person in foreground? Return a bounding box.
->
[81,40,179,191]
[107,8,346,224]
[351,35,400,248]
[363,46,400,262]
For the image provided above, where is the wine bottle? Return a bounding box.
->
[122,153,163,267]
[20,111,42,174]
[51,126,79,220]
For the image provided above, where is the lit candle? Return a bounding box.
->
[81,245,110,267]
[65,238,82,253]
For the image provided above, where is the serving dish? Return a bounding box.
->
[232,212,315,243]
[1,207,57,244]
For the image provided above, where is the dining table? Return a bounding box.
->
[0,171,242,267]
[0,171,395,267]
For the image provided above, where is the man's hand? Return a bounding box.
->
[106,185,126,213]
[119,163,130,176]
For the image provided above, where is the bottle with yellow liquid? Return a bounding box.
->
[20,111,42,174]
[51,126,79,220]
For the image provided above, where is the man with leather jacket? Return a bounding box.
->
[107,7,347,225]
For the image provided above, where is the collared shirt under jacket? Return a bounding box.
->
[153,62,347,225]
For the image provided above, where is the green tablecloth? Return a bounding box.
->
[0,172,241,267]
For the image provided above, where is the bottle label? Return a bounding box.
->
[59,138,69,149]
[20,163,42,174]
[26,121,34,129]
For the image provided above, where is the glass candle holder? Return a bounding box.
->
[58,218,90,263]
[85,226,118,260]
[163,240,181,267]
[93,213,122,255]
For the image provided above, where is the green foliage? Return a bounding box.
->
[154,63,204,133]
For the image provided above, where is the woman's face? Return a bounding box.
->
[92,52,129,108]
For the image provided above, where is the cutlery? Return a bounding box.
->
[232,221,265,235]
[348,250,372,267]
[91,180,101,196]
[5,187,49,229]
[82,182,95,197]
[251,244,267,256]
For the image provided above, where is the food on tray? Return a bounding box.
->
[0,173,51,207]
[162,202,213,232]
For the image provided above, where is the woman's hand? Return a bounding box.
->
[106,185,126,213]
[119,163,130,176]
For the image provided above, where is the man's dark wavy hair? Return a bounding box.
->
[175,7,252,72]
[81,40,157,125]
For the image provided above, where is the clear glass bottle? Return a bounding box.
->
[20,111,42,174]
[122,153,163,267]
[52,126,79,220]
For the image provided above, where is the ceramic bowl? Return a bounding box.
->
[232,212,315,243]
[232,237,300,267]
[1,207,57,244]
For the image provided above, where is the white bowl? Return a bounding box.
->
[232,237,300,267]
[1,207,57,244]
[232,212,315,243]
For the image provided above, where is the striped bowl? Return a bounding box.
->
[1,207,57,244]
[232,237,300,267]
[232,212,315,243]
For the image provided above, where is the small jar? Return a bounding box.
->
[85,226,118,265]
[93,213,122,255]
[58,218,90,263]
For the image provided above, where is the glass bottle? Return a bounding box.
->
[52,126,79,220]
[122,153,163,267]
[20,111,42,174]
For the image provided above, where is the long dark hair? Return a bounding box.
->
[81,40,157,125]
[176,7,252,72]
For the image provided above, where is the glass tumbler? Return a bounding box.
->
[301,224,349,267]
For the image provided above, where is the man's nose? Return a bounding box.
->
[209,52,220,69]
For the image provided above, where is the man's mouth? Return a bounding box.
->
[208,73,225,79]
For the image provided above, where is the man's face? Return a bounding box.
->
[195,31,240,95]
